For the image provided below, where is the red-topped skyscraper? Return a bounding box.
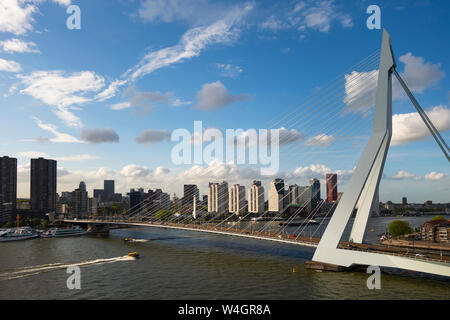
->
[326,173,337,202]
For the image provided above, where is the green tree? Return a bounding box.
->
[155,210,173,221]
[4,221,15,228]
[42,220,49,229]
[388,220,412,237]
[431,215,445,221]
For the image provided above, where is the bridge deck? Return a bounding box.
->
[60,219,450,267]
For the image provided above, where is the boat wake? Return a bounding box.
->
[125,238,149,243]
[0,255,135,281]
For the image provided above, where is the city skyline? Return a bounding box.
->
[0,1,448,203]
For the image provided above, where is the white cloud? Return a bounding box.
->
[392,105,450,146]
[109,102,131,110]
[389,170,420,180]
[304,134,335,147]
[195,80,250,110]
[95,79,128,102]
[398,53,445,94]
[16,151,49,158]
[120,164,152,178]
[33,117,83,143]
[137,0,231,26]
[0,38,39,53]
[0,58,21,72]
[288,164,353,181]
[0,0,37,35]
[18,71,105,128]
[55,154,100,162]
[424,171,448,181]
[343,53,446,113]
[125,4,253,81]
[216,63,243,78]
[259,1,352,36]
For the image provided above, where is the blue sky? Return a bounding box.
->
[0,0,448,203]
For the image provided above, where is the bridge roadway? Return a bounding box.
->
[61,219,450,268]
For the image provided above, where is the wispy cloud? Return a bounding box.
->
[0,38,39,53]
[0,58,21,72]
[33,117,83,143]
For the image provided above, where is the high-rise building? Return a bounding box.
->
[31,157,57,213]
[183,184,199,206]
[208,181,228,215]
[289,184,300,205]
[88,197,98,215]
[0,156,17,224]
[402,197,408,206]
[326,173,337,202]
[268,179,285,212]
[93,189,104,202]
[248,181,264,214]
[104,180,115,202]
[72,181,88,217]
[309,178,321,206]
[229,184,245,216]
[128,188,146,214]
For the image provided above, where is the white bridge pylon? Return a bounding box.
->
[312,29,450,277]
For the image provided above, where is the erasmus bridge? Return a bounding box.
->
[60,30,450,277]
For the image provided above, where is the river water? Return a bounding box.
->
[0,216,449,300]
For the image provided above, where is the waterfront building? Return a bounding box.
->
[421,219,450,243]
[128,188,146,214]
[309,178,321,207]
[0,156,17,224]
[71,181,88,217]
[248,181,264,214]
[208,181,229,215]
[88,197,99,215]
[182,184,199,206]
[31,157,57,213]
[402,197,408,206]
[229,184,245,216]
[326,173,337,202]
[289,185,300,205]
[268,179,285,212]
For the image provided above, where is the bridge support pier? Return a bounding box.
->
[87,224,110,234]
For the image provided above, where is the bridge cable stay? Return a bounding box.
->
[126,70,376,234]
[124,49,384,238]
[268,49,380,129]
[125,50,379,224]
[393,69,450,162]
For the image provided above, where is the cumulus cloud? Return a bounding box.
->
[343,53,446,113]
[136,129,171,145]
[195,81,251,110]
[0,58,21,72]
[0,0,71,35]
[398,53,445,94]
[18,70,105,128]
[120,164,152,178]
[0,38,39,53]
[0,0,37,35]
[424,171,448,181]
[16,152,99,162]
[389,170,420,180]
[391,105,450,146]
[80,128,119,144]
[287,164,353,181]
[16,151,49,158]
